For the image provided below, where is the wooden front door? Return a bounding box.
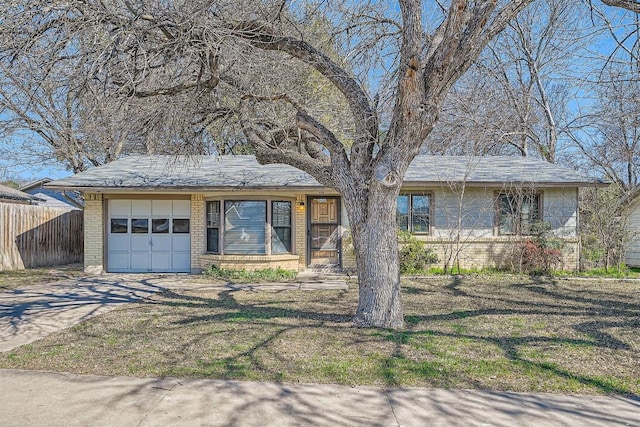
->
[307,197,341,267]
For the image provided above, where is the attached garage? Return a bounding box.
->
[107,199,191,272]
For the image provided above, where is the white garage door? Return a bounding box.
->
[107,199,191,273]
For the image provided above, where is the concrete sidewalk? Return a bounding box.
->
[0,369,638,426]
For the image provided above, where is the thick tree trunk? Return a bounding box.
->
[345,185,404,329]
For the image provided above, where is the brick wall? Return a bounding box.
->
[295,194,307,270]
[83,192,104,273]
[190,193,205,273]
[421,237,579,271]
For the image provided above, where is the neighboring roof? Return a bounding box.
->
[0,183,39,203]
[28,192,83,210]
[20,180,85,209]
[47,155,606,191]
[19,178,53,192]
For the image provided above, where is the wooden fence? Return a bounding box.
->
[0,203,83,270]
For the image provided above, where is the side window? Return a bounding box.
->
[272,201,292,254]
[206,201,220,253]
[397,194,430,234]
[498,192,540,235]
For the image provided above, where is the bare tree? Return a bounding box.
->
[568,65,640,190]
[1,0,636,328]
[427,0,591,162]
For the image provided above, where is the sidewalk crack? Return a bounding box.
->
[384,390,402,427]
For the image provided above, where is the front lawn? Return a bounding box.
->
[1,275,638,396]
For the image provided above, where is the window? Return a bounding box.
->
[224,201,267,254]
[173,219,190,234]
[206,199,293,255]
[152,219,170,233]
[131,219,148,233]
[497,192,540,235]
[397,194,431,233]
[110,218,128,233]
[272,201,292,253]
[206,201,220,253]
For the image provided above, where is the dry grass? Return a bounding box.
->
[1,275,638,396]
[0,264,84,290]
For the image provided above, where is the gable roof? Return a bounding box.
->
[46,155,605,191]
[0,183,39,204]
[19,178,53,192]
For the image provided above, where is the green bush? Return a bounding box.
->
[202,265,297,282]
[398,231,439,274]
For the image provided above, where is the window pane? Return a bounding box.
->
[272,201,291,227]
[498,194,516,234]
[131,219,148,234]
[207,228,219,253]
[397,195,409,230]
[272,201,292,254]
[110,218,128,233]
[152,219,170,233]
[224,201,266,254]
[272,227,291,253]
[206,201,220,227]
[173,219,190,233]
[411,195,430,233]
[520,194,540,234]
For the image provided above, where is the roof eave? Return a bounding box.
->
[44,184,326,192]
[401,180,609,188]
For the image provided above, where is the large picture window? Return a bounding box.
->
[206,199,292,255]
[224,201,267,254]
[397,194,431,233]
[497,192,541,235]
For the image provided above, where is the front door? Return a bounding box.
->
[307,197,341,267]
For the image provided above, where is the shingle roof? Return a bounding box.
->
[46,155,604,190]
[0,183,37,203]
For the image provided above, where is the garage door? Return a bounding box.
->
[107,199,191,273]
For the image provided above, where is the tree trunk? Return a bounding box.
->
[345,185,404,329]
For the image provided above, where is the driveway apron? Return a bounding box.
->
[0,275,169,352]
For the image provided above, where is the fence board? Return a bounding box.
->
[0,203,83,270]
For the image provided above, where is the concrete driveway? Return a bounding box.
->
[0,275,174,352]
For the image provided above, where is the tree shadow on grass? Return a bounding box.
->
[389,276,640,397]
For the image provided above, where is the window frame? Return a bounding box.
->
[205,197,294,255]
[495,190,543,236]
[206,200,221,254]
[271,201,292,254]
[397,193,433,235]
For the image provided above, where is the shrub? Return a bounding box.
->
[398,232,439,274]
[511,222,564,274]
[202,265,297,282]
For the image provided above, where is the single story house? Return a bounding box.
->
[20,178,84,210]
[47,155,604,274]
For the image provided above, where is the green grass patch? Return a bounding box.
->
[202,265,297,282]
[0,276,638,397]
